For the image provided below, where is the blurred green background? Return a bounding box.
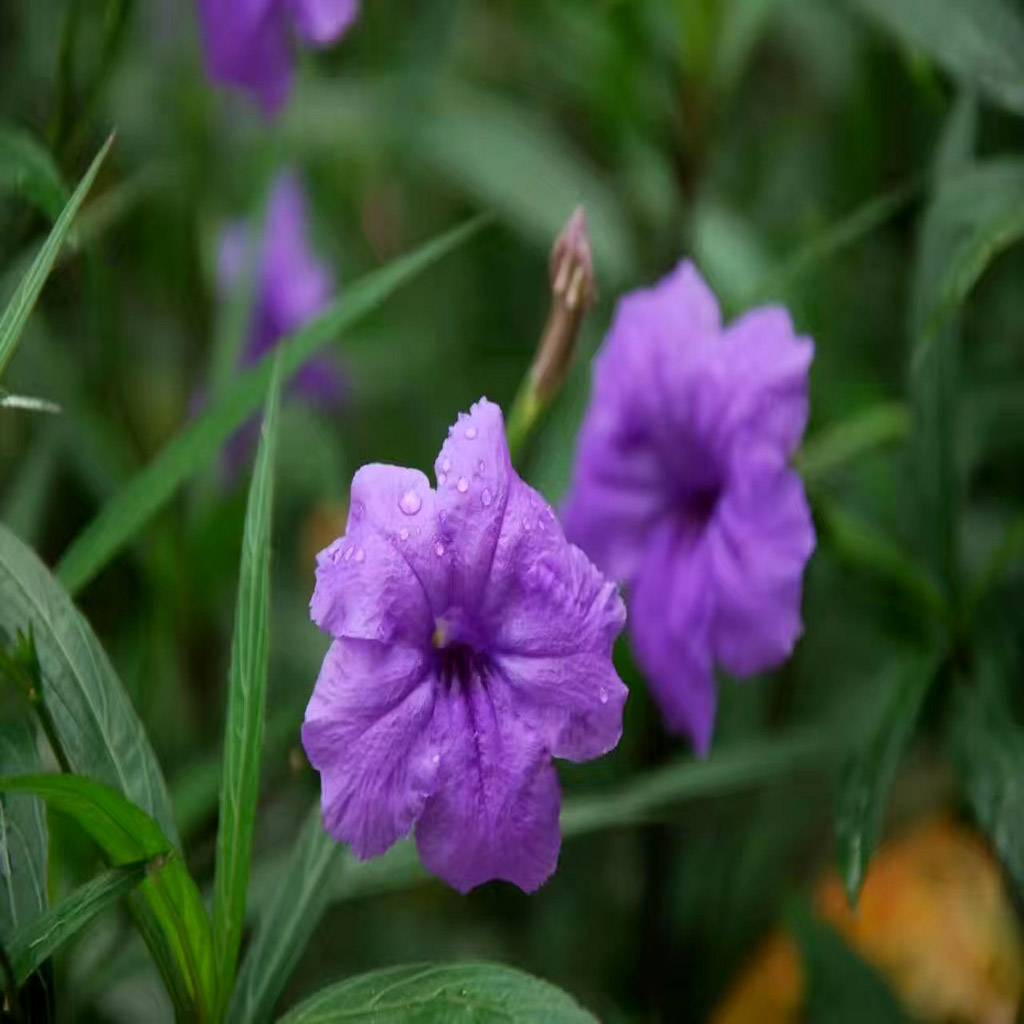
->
[2,1,1024,1021]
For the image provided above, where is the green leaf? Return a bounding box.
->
[907,96,976,596]
[849,0,1024,116]
[0,774,215,1020]
[0,722,47,945]
[789,903,909,1024]
[949,680,1024,900]
[56,213,489,595]
[276,963,599,1024]
[213,363,280,1014]
[0,134,112,384]
[7,859,148,986]
[0,121,68,221]
[835,655,936,903]
[0,523,177,844]
[413,87,635,284]
[796,403,910,485]
[228,806,338,1024]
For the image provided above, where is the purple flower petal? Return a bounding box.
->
[302,639,440,857]
[197,0,292,114]
[288,0,359,45]
[708,451,815,676]
[415,679,561,893]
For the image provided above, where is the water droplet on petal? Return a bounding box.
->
[343,546,354,561]
[398,490,422,516]
[599,686,609,705]
[481,489,493,507]
[457,477,469,494]
[399,527,409,541]
[522,517,531,531]
[537,514,548,530]
[354,547,365,563]
[432,753,440,765]
[437,472,447,487]
[350,501,364,520]
[442,458,451,473]
[465,426,478,439]
[435,542,446,557]
[476,459,485,475]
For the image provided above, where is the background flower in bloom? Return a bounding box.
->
[217,171,343,476]
[303,399,627,893]
[197,0,359,113]
[562,261,814,754]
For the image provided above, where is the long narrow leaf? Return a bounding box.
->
[8,859,148,986]
[278,963,599,1024]
[0,134,112,382]
[56,213,489,595]
[0,121,68,221]
[849,0,1024,116]
[0,774,215,1020]
[0,524,177,843]
[213,362,280,1014]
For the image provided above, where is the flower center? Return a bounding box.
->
[432,610,490,691]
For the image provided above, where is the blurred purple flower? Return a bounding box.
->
[303,399,627,893]
[218,172,342,476]
[562,262,815,755]
[197,0,359,114]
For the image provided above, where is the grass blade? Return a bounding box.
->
[8,860,148,986]
[212,362,280,1015]
[0,774,215,1020]
[56,213,489,595]
[0,134,112,383]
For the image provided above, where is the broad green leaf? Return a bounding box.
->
[0,524,177,844]
[413,87,635,284]
[0,121,68,221]
[796,403,910,485]
[949,679,1024,900]
[277,963,598,1024]
[8,859,148,986]
[907,95,976,596]
[789,903,909,1023]
[835,655,936,902]
[0,774,215,1020]
[849,0,1024,116]
[213,363,280,1014]
[228,806,338,1024]
[0,134,112,383]
[56,213,489,595]
[0,721,47,944]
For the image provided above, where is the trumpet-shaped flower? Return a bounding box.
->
[303,399,627,892]
[562,262,815,754]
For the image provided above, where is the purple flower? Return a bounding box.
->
[198,0,359,114]
[562,262,815,755]
[303,399,627,892]
[217,172,343,475]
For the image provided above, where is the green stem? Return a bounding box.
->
[505,382,542,464]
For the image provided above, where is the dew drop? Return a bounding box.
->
[354,547,365,563]
[481,488,493,507]
[437,472,447,487]
[537,515,548,530]
[350,501,364,520]
[442,457,451,473]
[435,542,446,557]
[398,490,422,516]
[599,686,609,705]
[432,753,440,765]
[343,546,354,561]
[465,426,478,439]
[399,527,409,541]
[476,459,485,475]
[457,477,469,494]
[521,516,531,531]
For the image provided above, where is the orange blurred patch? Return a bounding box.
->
[301,502,348,579]
[713,818,1024,1024]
